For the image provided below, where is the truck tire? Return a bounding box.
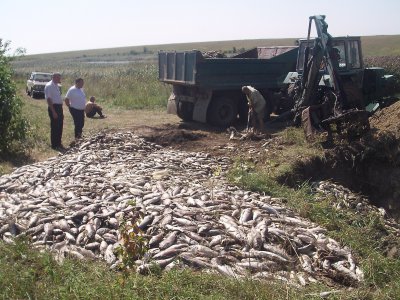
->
[208,97,238,127]
[177,101,194,121]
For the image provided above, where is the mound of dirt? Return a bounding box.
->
[370,100,400,137]
[146,130,204,146]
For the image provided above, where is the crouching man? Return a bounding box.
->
[85,96,106,118]
[242,85,266,132]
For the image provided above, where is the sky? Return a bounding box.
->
[1,0,400,55]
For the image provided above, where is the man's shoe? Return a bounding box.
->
[100,115,107,119]
[52,145,66,152]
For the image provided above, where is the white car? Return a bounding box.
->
[26,72,53,99]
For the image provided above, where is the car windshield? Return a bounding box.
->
[33,74,52,82]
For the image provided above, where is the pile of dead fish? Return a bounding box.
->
[314,181,400,235]
[0,131,363,286]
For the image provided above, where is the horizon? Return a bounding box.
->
[20,34,400,57]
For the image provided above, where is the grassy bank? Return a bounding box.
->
[228,128,400,299]
[0,237,363,300]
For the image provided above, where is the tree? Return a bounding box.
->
[0,39,30,156]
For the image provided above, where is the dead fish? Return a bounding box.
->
[28,215,39,228]
[148,231,164,248]
[247,227,263,250]
[103,233,117,244]
[159,231,178,250]
[153,256,175,268]
[96,228,110,235]
[75,246,97,260]
[242,250,292,264]
[179,253,213,269]
[152,244,187,260]
[104,245,117,264]
[173,217,195,227]
[236,260,278,272]
[239,208,253,224]
[64,249,85,260]
[159,214,173,227]
[188,245,218,258]
[100,241,108,254]
[138,215,154,230]
[26,224,44,236]
[65,232,76,244]
[44,223,54,236]
[85,223,96,240]
[197,223,212,235]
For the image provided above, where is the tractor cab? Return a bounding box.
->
[296,37,364,76]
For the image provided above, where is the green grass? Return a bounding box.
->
[0,237,355,300]
[12,62,171,110]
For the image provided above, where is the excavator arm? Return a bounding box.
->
[293,15,369,141]
[298,15,347,111]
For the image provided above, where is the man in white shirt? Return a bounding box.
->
[65,78,86,139]
[242,85,266,132]
[44,73,64,150]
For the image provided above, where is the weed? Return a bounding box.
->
[115,212,148,275]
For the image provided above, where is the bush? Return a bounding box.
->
[0,39,30,156]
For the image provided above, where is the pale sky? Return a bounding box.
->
[1,0,399,55]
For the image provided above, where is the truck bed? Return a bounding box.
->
[158,47,298,90]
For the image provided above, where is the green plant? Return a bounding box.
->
[115,212,148,276]
[0,39,30,156]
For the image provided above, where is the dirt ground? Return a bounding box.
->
[370,100,400,137]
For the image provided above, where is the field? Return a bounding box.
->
[1,36,400,299]
[11,35,400,109]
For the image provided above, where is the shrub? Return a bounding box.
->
[0,39,30,156]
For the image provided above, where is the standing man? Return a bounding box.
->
[242,85,266,132]
[65,78,86,139]
[44,72,64,150]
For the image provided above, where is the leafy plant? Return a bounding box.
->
[115,211,148,276]
[0,39,30,156]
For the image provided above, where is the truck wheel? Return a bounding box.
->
[177,101,194,121]
[208,97,238,127]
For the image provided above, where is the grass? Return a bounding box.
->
[1,236,372,300]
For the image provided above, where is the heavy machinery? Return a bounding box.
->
[283,15,394,140]
[158,15,395,133]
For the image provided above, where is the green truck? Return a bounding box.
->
[158,47,298,126]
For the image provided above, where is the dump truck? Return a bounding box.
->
[158,47,298,127]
